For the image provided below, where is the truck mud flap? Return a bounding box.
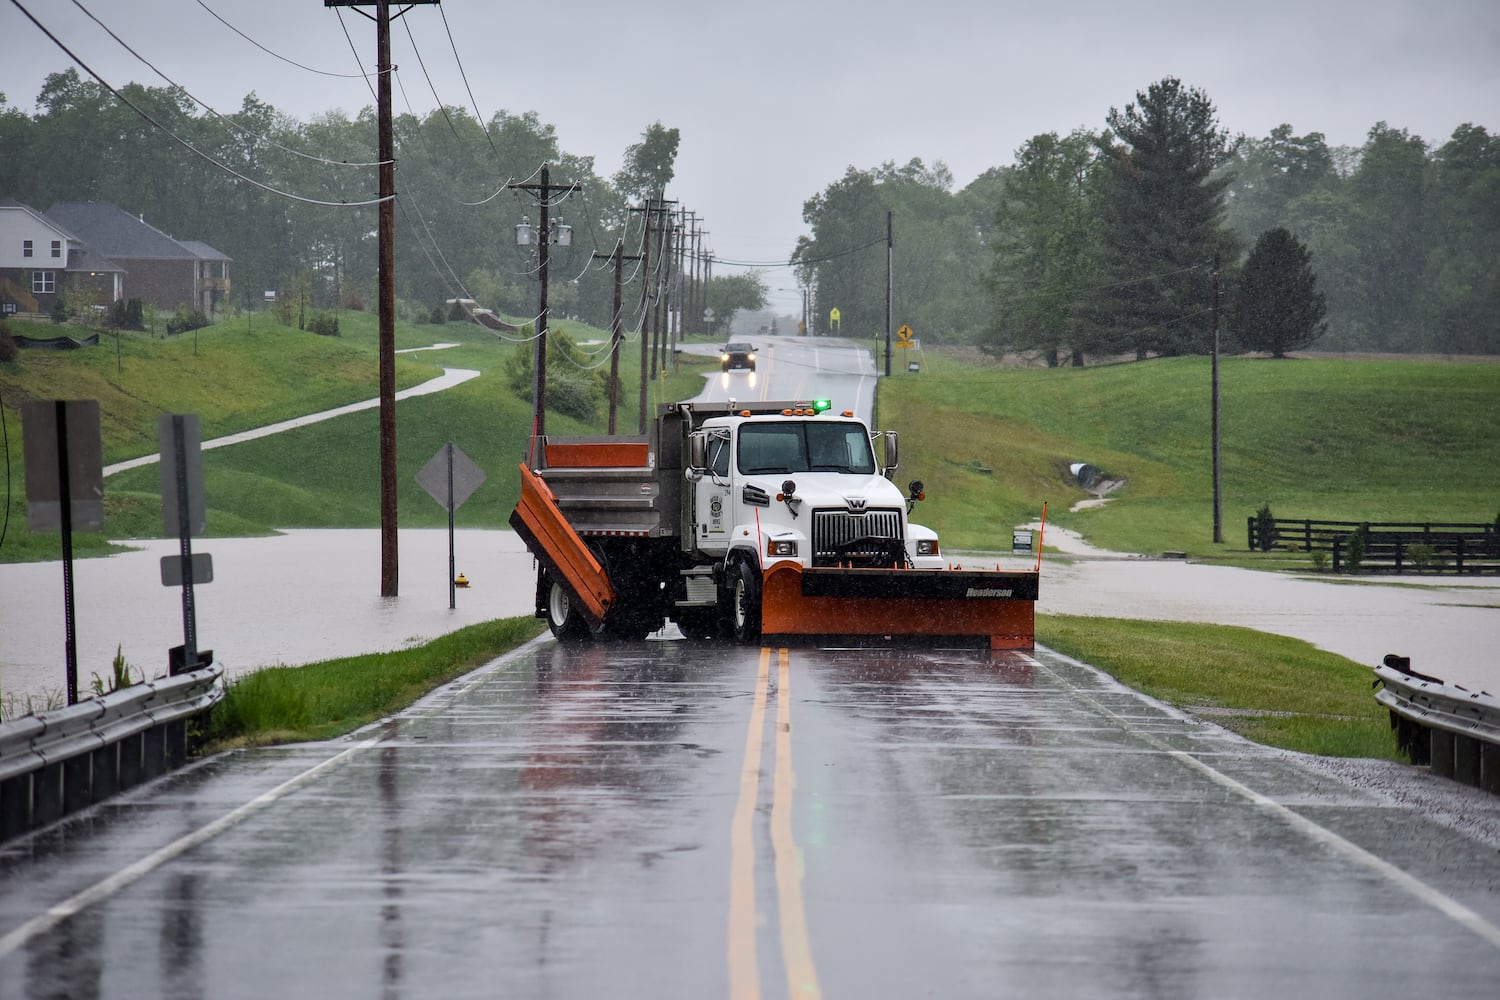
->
[508,463,615,626]
[759,562,1036,650]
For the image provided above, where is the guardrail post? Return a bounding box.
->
[143,726,166,780]
[63,755,92,815]
[90,743,118,803]
[165,720,188,770]
[1455,734,1482,787]
[1,776,31,839]
[33,763,64,826]
[1483,744,1500,796]
[119,731,145,790]
[1430,729,1457,779]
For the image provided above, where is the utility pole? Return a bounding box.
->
[884,210,893,377]
[508,166,580,439]
[1211,252,1223,544]
[591,239,641,434]
[325,0,440,598]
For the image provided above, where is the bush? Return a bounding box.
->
[51,296,68,323]
[429,305,446,324]
[111,297,145,331]
[1405,543,1442,572]
[166,306,210,336]
[1254,502,1275,552]
[1309,549,1329,572]
[1344,525,1366,572]
[503,327,604,422]
[0,319,16,362]
[307,312,340,336]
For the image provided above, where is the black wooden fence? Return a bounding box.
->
[1248,517,1500,575]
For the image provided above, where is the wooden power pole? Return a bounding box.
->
[325,0,440,597]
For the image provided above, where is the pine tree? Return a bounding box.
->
[1232,227,1328,357]
[1088,78,1238,358]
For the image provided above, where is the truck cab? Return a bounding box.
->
[686,403,942,574]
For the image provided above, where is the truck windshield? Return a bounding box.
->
[737,421,876,475]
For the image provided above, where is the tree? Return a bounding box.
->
[982,130,1102,364]
[1089,78,1239,358]
[705,272,768,336]
[1231,227,1327,357]
[613,122,680,205]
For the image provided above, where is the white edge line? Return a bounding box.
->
[1031,652,1500,952]
[0,633,543,959]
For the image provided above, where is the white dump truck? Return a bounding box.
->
[510,398,1038,647]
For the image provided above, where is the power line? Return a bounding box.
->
[7,0,390,208]
[194,0,369,79]
[66,0,387,169]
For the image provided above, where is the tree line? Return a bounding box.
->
[0,69,758,338]
[793,78,1499,360]
[4,70,1495,358]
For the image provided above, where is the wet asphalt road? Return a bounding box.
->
[4,636,1500,998]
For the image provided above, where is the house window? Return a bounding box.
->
[22,240,33,258]
[32,271,56,294]
[51,240,62,258]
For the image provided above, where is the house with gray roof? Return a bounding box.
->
[44,201,231,315]
[0,199,125,317]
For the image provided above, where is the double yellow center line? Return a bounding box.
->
[728,648,822,999]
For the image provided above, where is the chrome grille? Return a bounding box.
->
[812,508,904,566]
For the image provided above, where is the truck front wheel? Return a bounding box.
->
[546,574,591,641]
[731,561,762,644]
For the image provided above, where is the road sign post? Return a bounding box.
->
[159,414,210,673]
[22,400,104,705]
[416,443,486,609]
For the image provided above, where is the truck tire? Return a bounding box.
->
[545,574,591,642]
[731,560,762,644]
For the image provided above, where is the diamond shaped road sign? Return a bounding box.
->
[416,442,486,512]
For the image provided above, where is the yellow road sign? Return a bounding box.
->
[896,324,913,342]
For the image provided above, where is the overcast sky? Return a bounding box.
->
[4,0,1498,316]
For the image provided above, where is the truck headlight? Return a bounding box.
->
[766,539,798,557]
[915,539,940,556]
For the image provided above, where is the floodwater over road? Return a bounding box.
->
[1,529,536,709]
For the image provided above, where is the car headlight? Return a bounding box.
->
[720,354,730,362]
[915,539,940,556]
[766,539,798,557]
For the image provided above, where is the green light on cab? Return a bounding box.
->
[812,398,831,412]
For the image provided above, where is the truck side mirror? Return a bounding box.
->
[881,431,899,477]
[688,432,707,473]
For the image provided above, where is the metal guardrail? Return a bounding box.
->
[0,663,223,841]
[1374,654,1500,794]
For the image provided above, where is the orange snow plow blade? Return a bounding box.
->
[760,561,1037,650]
[508,463,615,625]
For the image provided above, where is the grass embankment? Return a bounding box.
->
[1,313,712,559]
[1039,614,1395,759]
[203,616,546,750]
[883,350,1500,562]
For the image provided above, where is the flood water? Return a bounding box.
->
[1,529,536,710]
[3,527,1496,713]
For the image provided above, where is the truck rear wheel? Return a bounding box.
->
[731,561,762,644]
[546,574,591,641]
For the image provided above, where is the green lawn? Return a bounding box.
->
[883,350,1500,559]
